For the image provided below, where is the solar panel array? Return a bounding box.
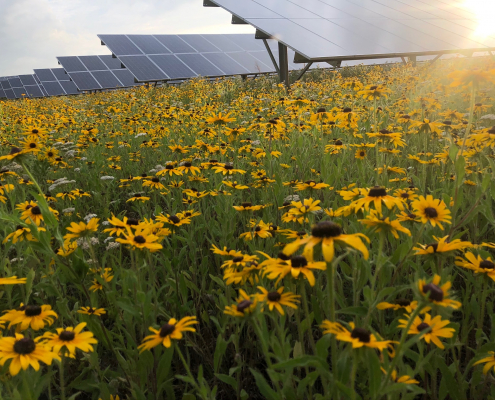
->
[98,34,306,82]
[34,68,80,96]
[206,0,495,63]
[56,55,141,91]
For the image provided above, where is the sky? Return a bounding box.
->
[0,0,254,76]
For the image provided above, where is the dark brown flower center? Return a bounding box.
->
[422,283,444,302]
[152,177,160,183]
[417,322,430,331]
[134,235,146,244]
[480,260,495,270]
[29,143,37,148]
[31,206,41,215]
[159,323,175,337]
[168,215,180,224]
[317,107,326,113]
[32,129,39,134]
[127,218,139,225]
[236,299,253,313]
[14,338,36,355]
[232,256,244,263]
[335,140,343,146]
[241,202,252,208]
[395,299,411,307]
[278,252,291,261]
[267,291,281,302]
[291,255,308,268]
[10,147,22,154]
[311,221,342,238]
[184,162,192,167]
[166,164,174,170]
[59,331,76,341]
[351,327,371,343]
[369,85,378,90]
[368,187,387,197]
[343,107,352,113]
[224,164,234,170]
[424,207,438,218]
[25,305,42,316]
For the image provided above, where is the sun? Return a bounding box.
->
[464,0,495,37]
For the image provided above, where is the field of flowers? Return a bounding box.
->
[1,57,495,400]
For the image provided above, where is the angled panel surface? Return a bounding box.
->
[41,81,66,96]
[34,69,56,82]
[4,89,15,99]
[12,87,28,99]
[148,55,197,79]
[98,35,143,56]
[24,85,45,98]
[69,72,102,90]
[154,35,196,53]
[19,75,37,86]
[128,35,171,54]
[79,56,107,71]
[202,52,250,74]
[57,56,87,72]
[178,35,221,52]
[0,89,5,99]
[91,70,123,88]
[51,68,70,81]
[60,81,79,95]
[176,54,225,76]
[112,69,141,86]
[118,56,169,81]
[8,78,23,88]
[100,55,123,69]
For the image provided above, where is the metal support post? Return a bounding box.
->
[262,39,280,74]
[295,62,313,82]
[278,42,289,88]
[408,55,417,66]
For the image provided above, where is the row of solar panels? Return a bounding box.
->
[0,33,488,100]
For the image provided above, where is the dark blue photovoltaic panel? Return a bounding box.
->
[99,35,143,56]
[79,56,107,71]
[203,34,244,52]
[8,78,23,88]
[118,56,169,81]
[179,35,221,53]
[34,69,56,82]
[60,81,79,95]
[52,68,70,81]
[24,85,44,98]
[177,54,225,76]
[1,80,12,89]
[0,89,6,99]
[91,70,122,88]
[112,69,140,86]
[203,52,250,75]
[154,35,196,53]
[227,52,272,73]
[42,81,66,96]
[69,72,101,90]
[4,89,15,99]
[12,87,28,99]
[225,34,265,51]
[57,56,87,72]
[148,55,196,79]
[19,75,37,86]
[100,55,123,70]
[128,35,170,54]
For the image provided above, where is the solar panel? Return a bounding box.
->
[0,89,5,99]
[57,55,139,91]
[4,89,15,99]
[1,80,12,90]
[34,69,56,82]
[8,77,23,88]
[60,80,79,95]
[206,0,493,62]
[24,85,45,98]
[12,87,28,99]
[41,81,66,96]
[19,75,37,86]
[98,34,309,83]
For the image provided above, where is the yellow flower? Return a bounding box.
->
[3,304,58,331]
[256,286,300,315]
[116,227,163,252]
[359,210,411,238]
[474,352,495,375]
[0,276,27,285]
[411,195,451,230]
[448,68,495,88]
[224,290,258,318]
[455,252,495,281]
[42,322,97,355]
[417,274,461,309]
[0,333,60,376]
[64,218,99,241]
[350,186,404,214]
[380,368,419,384]
[321,321,393,351]
[398,313,455,349]
[262,254,326,286]
[413,235,472,255]
[78,307,106,316]
[138,317,198,351]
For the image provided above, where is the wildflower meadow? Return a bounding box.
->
[1,57,495,400]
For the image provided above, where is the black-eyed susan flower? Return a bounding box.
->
[127,193,150,202]
[138,317,198,351]
[413,235,472,255]
[321,321,393,351]
[398,313,455,349]
[256,286,300,315]
[89,269,114,292]
[142,177,165,190]
[116,227,162,252]
[417,274,461,309]
[0,147,30,161]
[474,352,495,375]
[284,221,369,262]
[43,322,97,355]
[359,210,411,238]
[455,252,495,280]
[224,290,257,318]
[57,240,78,257]
[63,218,99,241]
[156,213,191,227]
[156,164,183,177]
[350,186,404,214]
[4,304,58,331]
[19,201,58,226]
[411,195,451,230]
[212,164,246,175]
[103,215,140,237]
[380,368,419,384]
[294,180,330,191]
[2,226,45,244]
[0,334,59,376]
[78,307,106,316]
[0,276,27,285]
[262,253,326,286]
[377,300,428,314]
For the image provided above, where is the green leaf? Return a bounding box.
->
[157,346,174,384]
[214,334,229,373]
[454,155,466,186]
[214,373,237,389]
[366,349,382,398]
[249,368,279,400]
[336,306,368,316]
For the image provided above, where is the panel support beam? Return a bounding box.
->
[295,62,313,82]
[262,39,279,75]
[255,29,272,40]
[401,57,407,64]
[231,15,247,24]
[203,0,218,6]
[278,42,290,89]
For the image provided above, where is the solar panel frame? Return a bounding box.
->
[207,0,493,63]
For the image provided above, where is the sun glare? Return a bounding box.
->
[464,0,495,37]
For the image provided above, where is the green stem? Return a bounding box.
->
[175,343,203,397]
[59,356,66,400]
[299,280,316,353]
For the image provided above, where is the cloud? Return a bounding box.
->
[0,0,253,76]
